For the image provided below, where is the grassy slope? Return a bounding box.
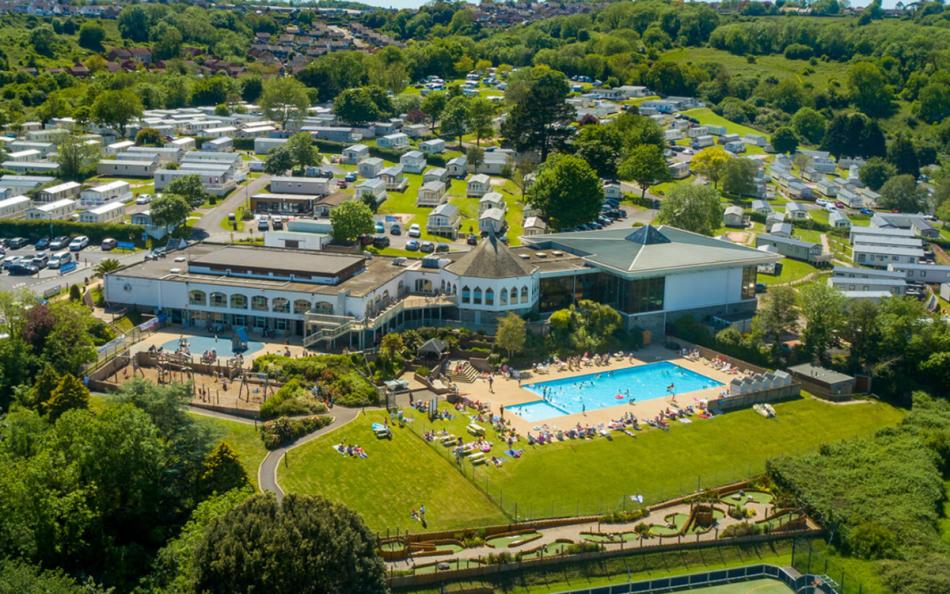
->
[278,410,509,533]
[661,47,849,91]
[191,414,267,490]
[473,395,903,518]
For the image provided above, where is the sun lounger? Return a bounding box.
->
[440,434,457,446]
[468,452,486,465]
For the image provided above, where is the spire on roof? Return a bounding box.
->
[625,224,670,245]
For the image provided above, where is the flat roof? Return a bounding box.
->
[87,180,131,192]
[852,243,924,257]
[190,245,363,278]
[251,193,317,201]
[788,363,854,385]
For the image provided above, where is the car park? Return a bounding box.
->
[405,239,420,251]
[408,224,421,238]
[34,237,50,250]
[49,236,71,250]
[47,251,73,269]
[101,238,117,251]
[7,237,29,249]
[390,223,401,235]
[8,262,38,276]
[3,256,22,270]
[420,241,434,253]
[374,222,385,233]
[436,243,449,253]
[68,236,89,251]
[372,235,390,249]
[31,253,49,267]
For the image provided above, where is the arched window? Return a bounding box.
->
[473,287,482,305]
[189,290,206,306]
[500,288,508,305]
[272,298,289,313]
[251,296,268,311]
[485,288,494,306]
[314,302,334,314]
[521,286,529,302]
[461,286,471,304]
[293,299,310,314]
[509,287,519,304]
[209,292,227,307]
[230,294,247,309]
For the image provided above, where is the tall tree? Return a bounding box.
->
[525,154,603,230]
[721,158,759,197]
[329,200,374,244]
[614,113,665,151]
[879,175,928,213]
[753,285,798,360]
[78,22,106,51]
[466,145,484,174]
[194,494,387,594]
[859,158,896,191]
[333,87,380,126]
[91,89,143,135]
[55,135,100,181]
[790,107,827,145]
[199,443,249,498]
[285,133,319,171]
[619,144,669,198]
[420,91,447,133]
[260,77,310,129]
[690,146,731,188]
[657,185,723,236]
[886,133,920,178]
[495,313,526,359]
[848,62,894,117]
[264,146,293,176]
[168,175,208,208]
[821,113,886,159]
[770,127,799,154]
[44,374,89,421]
[843,299,881,373]
[150,194,191,236]
[574,124,624,179]
[441,95,470,147]
[501,67,574,160]
[466,96,495,147]
[800,283,846,364]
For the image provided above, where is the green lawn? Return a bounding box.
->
[468,395,903,519]
[759,257,821,286]
[278,410,509,533]
[191,413,267,490]
[680,108,769,145]
[661,47,849,91]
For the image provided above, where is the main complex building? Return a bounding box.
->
[104,226,776,350]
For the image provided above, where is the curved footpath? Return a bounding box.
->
[258,405,366,499]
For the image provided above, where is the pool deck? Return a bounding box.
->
[454,345,743,436]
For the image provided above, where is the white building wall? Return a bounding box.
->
[662,268,744,312]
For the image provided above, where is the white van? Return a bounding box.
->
[47,250,73,269]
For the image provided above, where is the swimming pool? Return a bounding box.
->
[509,362,721,421]
[161,334,265,358]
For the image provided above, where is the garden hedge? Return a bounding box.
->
[0,220,146,244]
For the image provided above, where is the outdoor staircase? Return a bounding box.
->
[446,360,479,384]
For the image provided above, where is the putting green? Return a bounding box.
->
[678,578,793,594]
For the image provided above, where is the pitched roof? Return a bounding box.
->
[445,235,535,279]
[524,225,777,277]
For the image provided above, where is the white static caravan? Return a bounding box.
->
[35,181,81,203]
[80,181,133,207]
[0,195,31,219]
[97,159,158,178]
[27,198,77,220]
[80,201,125,224]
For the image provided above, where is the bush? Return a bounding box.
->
[259,379,328,420]
[601,508,648,524]
[261,415,333,449]
[252,354,379,406]
[721,522,761,538]
[565,542,602,554]
[784,44,813,60]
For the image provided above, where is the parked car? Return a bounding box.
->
[374,221,385,233]
[408,224,421,238]
[257,218,269,231]
[47,251,73,269]
[436,243,449,253]
[815,198,829,207]
[345,172,357,182]
[420,241,435,253]
[145,247,167,261]
[49,236,71,250]
[34,237,50,250]
[7,237,29,249]
[100,238,117,251]
[68,236,89,251]
[272,216,284,230]
[835,201,847,209]
[336,180,348,189]
[135,194,152,205]
[372,235,390,249]
[859,208,874,216]
[405,239,420,251]
[8,262,38,276]
[390,223,401,235]
[467,234,478,246]
[3,255,22,270]
[31,253,49,267]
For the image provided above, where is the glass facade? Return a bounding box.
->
[621,277,665,314]
[539,273,664,315]
[741,266,757,300]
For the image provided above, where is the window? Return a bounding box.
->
[741,266,756,300]
[189,290,206,306]
[230,294,247,309]
[314,302,334,315]
[473,287,482,305]
[251,296,268,311]
[521,286,529,303]
[462,286,471,304]
[272,297,289,313]
[485,288,494,306]
[500,288,508,305]
[253,316,267,329]
[210,292,227,308]
[620,277,665,314]
[294,299,310,314]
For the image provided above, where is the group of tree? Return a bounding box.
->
[265,132,320,176]
[548,299,622,355]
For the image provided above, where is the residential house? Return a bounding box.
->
[852,243,924,268]
[202,136,234,152]
[829,210,851,229]
[523,216,548,236]
[343,144,370,164]
[254,137,288,155]
[0,195,31,219]
[131,210,174,239]
[785,202,808,220]
[751,200,772,217]
[270,176,330,196]
[478,151,513,175]
[27,199,77,221]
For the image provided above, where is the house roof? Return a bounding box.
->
[525,225,778,277]
[445,235,535,279]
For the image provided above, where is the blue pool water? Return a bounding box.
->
[161,334,265,358]
[509,362,722,422]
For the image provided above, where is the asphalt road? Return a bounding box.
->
[193,174,272,242]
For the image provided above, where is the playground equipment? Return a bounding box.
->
[237,370,273,403]
[232,326,249,353]
[156,352,195,385]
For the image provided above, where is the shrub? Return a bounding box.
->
[261,415,333,449]
[565,542,601,554]
[259,379,328,420]
[601,508,648,524]
[252,354,379,406]
[784,43,813,60]
[721,522,761,538]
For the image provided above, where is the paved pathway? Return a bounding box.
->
[193,173,272,240]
